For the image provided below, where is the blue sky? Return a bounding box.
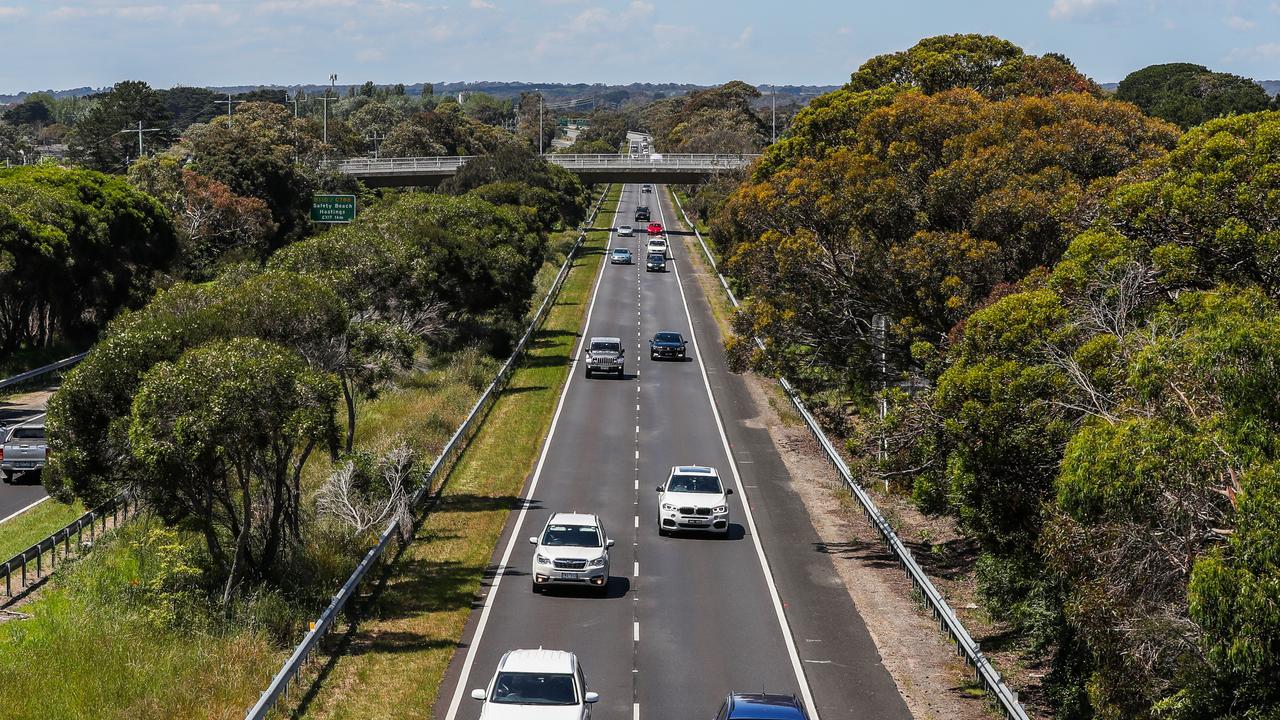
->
[1,0,1278,94]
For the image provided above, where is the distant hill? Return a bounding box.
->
[1,81,840,108]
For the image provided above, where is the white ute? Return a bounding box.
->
[656,465,733,536]
[530,512,613,594]
[471,649,599,719]
[645,237,668,258]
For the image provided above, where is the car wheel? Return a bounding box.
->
[657,525,669,537]
[584,367,592,378]
[532,583,543,594]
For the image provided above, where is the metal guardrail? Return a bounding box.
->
[1,490,137,602]
[668,191,1031,720]
[0,352,87,392]
[244,184,613,720]
[337,153,758,176]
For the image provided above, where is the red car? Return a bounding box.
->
[646,222,664,236]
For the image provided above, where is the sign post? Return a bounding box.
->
[311,194,357,223]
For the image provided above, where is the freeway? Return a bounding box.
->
[435,184,912,720]
[0,388,51,520]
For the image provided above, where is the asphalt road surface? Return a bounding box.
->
[0,388,51,521]
[435,185,912,720]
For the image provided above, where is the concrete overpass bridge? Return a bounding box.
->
[337,153,758,187]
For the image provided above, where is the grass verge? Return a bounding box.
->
[289,203,612,719]
[0,497,86,560]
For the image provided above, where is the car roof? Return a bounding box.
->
[671,465,717,475]
[654,331,682,337]
[612,247,631,252]
[498,648,577,674]
[590,336,622,343]
[547,512,599,527]
[728,693,807,720]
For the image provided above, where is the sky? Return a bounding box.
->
[0,0,1278,94]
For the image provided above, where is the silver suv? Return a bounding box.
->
[583,337,624,377]
[529,512,613,594]
[1,423,46,484]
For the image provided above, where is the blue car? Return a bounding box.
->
[715,693,810,720]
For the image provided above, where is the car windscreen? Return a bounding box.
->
[490,671,577,705]
[612,249,629,255]
[11,427,44,440]
[590,341,620,352]
[654,333,681,343]
[648,254,665,261]
[542,524,602,547]
[666,474,723,493]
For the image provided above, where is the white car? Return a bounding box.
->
[656,465,733,536]
[471,649,599,719]
[529,512,613,594]
[646,237,668,258]
[641,184,653,193]
[617,224,634,237]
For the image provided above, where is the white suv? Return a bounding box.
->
[655,465,733,536]
[530,512,613,594]
[646,237,668,258]
[471,648,599,718]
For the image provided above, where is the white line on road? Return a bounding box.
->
[634,703,640,720]
[0,495,51,525]
[634,561,639,577]
[442,185,621,720]
[633,515,638,528]
[658,187,822,720]
[633,621,640,642]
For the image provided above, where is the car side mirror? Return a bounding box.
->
[682,341,687,346]
[656,485,664,492]
[607,538,615,547]
[471,689,486,701]
[585,692,600,704]
[725,488,734,495]
[528,536,538,545]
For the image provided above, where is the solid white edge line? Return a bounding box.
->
[0,494,51,525]
[442,184,623,720]
[657,187,822,720]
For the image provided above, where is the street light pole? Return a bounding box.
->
[538,91,544,155]
[324,73,337,145]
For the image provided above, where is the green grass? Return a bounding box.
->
[290,218,610,720]
[0,496,86,560]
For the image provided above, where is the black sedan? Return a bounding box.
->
[649,331,687,360]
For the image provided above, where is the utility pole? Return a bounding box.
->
[119,121,159,161]
[872,313,889,489]
[538,91,544,155]
[365,131,385,159]
[322,73,338,145]
[770,84,776,144]
[219,93,244,124]
[285,90,305,118]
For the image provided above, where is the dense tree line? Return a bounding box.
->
[642,80,771,153]
[710,33,1280,718]
[46,180,569,595]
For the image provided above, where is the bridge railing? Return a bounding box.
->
[337,153,759,175]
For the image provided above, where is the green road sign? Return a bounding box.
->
[311,194,356,223]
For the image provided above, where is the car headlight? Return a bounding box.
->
[661,503,676,511]
[536,553,552,565]
[712,505,728,514]
[588,556,606,568]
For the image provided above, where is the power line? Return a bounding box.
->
[219,93,245,124]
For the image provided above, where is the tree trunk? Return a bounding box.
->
[343,375,357,454]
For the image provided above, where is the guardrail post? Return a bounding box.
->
[4,561,10,597]
[35,545,41,578]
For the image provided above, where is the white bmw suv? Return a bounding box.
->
[471,648,599,719]
[530,512,613,594]
[655,465,733,536]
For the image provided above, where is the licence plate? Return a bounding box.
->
[684,519,708,526]
[14,462,35,469]
[558,572,579,579]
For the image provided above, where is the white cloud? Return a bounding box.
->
[1048,0,1118,21]
[1228,42,1280,62]
[731,25,753,49]
[1225,15,1256,30]
[0,6,26,18]
[469,0,494,8]
[356,48,386,62]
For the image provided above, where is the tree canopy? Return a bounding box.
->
[1116,63,1273,128]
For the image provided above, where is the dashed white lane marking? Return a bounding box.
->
[633,515,639,528]
[634,561,640,577]
[633,621,640,642]
[634,450,639,460]
[634,703,640,720]
[634,478,639,490]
